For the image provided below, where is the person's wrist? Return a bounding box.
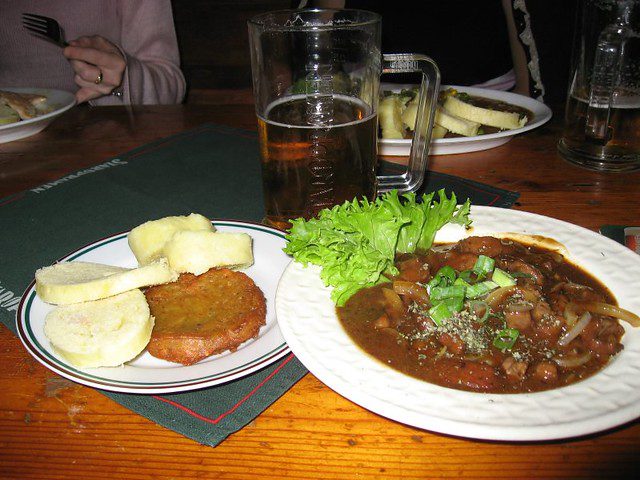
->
[111,44,127,100]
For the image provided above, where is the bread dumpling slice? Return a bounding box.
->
[44,289,153,368]
[435,107,481,137]
[431,124,448,139]
[128,213,215,265]
[35,258,178,305]
[162,231,253,275]
[379,95,406,139]
[401,102,418,131]
[443,95,527,130]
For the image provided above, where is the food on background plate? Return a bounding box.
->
[284,190,640,393]
[0,90,52,123]
[443,94,526,130]
[379,95,407,139]
[145,268,266,365]
[37,213,265,368]
[128,213,214,265]
[434,107,481,137]
[379,88,531,140]
[0,104,20,125]
[35,259,177,305]
[43,289,153,368]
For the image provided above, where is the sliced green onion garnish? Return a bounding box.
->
[428,302,452,326]
[466,280,499,299]
[492,267,516,287]
[444,296,465,313]
[428,265,457,288]
[468,300,490,323]
[511,271,536,280]
[473,255,495,279]
[457,269,474,283]
[493,328,519,351]
[453,277,471,288]
[430,285,466,301]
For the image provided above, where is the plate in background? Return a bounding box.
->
[378,85,553,156]
[0,87,75,144]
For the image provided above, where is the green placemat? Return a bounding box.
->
[0,124,518,446]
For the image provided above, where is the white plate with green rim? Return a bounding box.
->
[18,220,291,394]
[0,87,75,144]
[275,206,640,441]
[378,85,553,156]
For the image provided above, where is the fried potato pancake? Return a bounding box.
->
[144,268,266,365]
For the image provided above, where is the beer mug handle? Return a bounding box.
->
[377,54,441,194]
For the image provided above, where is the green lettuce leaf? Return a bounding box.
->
[283,189,471,306]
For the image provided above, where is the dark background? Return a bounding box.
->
[171,0,577,107]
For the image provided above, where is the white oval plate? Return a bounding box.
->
[378,85,553,156]
[18,220,291,394]
[0,88,76,144]
[275,207,640,441]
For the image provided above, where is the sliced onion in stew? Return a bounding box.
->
[551,281,590,293]
[373,314,391,329]
[505,301,534,313]
[392,281,416,295]
[392,281,430,306]
[486,285,538,309]
[486,286,517,309]
[563,302,579,327]
[558,311,592,347]
[469,300,490,323]
[579,302,640,327]
[553,351,592,368]
[381,288,405,321]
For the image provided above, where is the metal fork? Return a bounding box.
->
[22,13,69,47]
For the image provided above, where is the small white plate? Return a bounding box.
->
[378,85,553,156]
[0,87,75,144]
[18,220,291,394]
[275,207,640,441]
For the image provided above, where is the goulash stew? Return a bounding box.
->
[338,236,625,393]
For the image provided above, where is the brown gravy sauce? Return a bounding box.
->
[337,237,622,393]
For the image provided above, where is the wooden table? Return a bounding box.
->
[1,103,639,479]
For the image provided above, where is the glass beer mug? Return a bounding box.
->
[248,9,440,229]
[558,0,640,172]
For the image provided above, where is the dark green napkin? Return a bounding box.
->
[0,124,518,446]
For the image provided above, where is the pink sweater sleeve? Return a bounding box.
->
[92,0,186,105]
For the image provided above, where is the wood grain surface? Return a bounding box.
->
[1,102,639,480]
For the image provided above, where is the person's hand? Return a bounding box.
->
[63,36,126,104]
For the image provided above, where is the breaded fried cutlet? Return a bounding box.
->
[144,268,266,365]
